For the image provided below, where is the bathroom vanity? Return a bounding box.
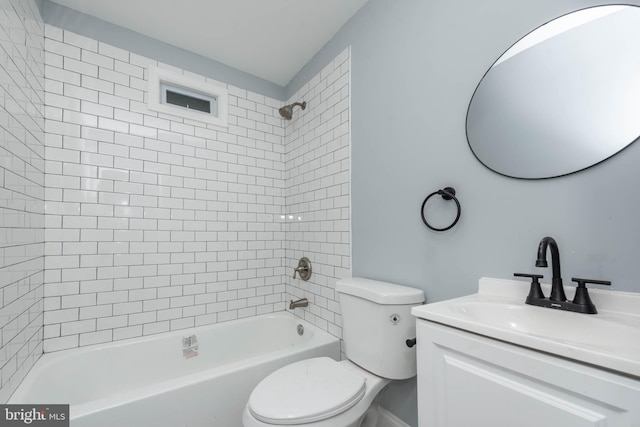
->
[412,278,640,427]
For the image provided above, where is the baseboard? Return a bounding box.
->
[377,406,411,427]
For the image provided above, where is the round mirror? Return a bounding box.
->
[466,5,640,179]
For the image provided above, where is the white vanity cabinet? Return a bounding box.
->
[416,320,640,427]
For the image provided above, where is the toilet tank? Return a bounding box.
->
[337,277,425,380]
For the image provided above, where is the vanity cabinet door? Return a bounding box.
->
[416,320,640,427]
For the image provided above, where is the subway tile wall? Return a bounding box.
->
[0,0,46,402]
[41,27,350,353]
[284,48,350,340]
[42,26,289,352]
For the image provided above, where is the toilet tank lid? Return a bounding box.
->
[337,277,425,305]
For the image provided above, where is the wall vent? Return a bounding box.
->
[148,66,228,127]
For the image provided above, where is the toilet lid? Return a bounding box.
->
[248,357,366,425]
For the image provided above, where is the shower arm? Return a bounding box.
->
[278,101,307,120]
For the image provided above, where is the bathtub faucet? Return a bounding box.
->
[289,298,309,309]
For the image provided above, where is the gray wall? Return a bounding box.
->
[288,0,640,425]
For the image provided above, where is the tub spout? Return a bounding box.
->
[289,298,309,309]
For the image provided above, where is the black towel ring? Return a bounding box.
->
[420,187,461,232]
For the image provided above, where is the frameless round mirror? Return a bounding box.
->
[466,5,640,179]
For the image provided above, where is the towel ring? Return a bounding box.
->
[420,187,461,231]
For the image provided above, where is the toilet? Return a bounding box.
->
[242,277,425,427]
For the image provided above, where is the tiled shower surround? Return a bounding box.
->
[285,49,351,338]
[0,0,45,402]
[41,25,351,354]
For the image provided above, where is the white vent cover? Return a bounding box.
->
[148,66,228,127]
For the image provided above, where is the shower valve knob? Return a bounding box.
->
[292,257,312,281]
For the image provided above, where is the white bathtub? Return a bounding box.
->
[9,312,340,427]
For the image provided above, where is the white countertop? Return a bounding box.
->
[412,277,640,378]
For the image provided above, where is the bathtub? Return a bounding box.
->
[9,312,340,427]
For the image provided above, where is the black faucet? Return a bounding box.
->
[514,236,612,314]
[535,236,567,303]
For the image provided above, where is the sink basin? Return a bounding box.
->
[452,300,640,353]
[412,277,640,378]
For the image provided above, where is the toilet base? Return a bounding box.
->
[356,394,383,427]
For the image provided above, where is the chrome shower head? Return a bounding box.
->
[279,101,306,120]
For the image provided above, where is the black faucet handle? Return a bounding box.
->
[514,273,545,300]
[571,278,611,288]
[570,278,611,314]
[514,273,544,281]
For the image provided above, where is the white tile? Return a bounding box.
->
[45,38,80,59]
[129,311,156,325]
[80,203,114,217]
[113,325,142,341]
[81,152,113,167]
[96,266,128,279]
[64,83,99,102]
[99,92,130,110]
[61,319,96,336]
[97,291,128,305]
[114,109,143,125]
[81,177,113,192]
[99,68,129,86]
[83,50,114,69]
[130,124,157,139]
[44,336,78,352]
[98,42,130,62]
[61,267,97,282]
[170,317,194,331]
[98,143,129,160]
[115,61,144,79]
[63,189,98,203]
[143,322,169,335]
[64,57,98,77]
[44,308,79,324]
[115,85,143,102]
[46,92,80,111]
[45,147,79,163]
[82,75,114,94]
[81,254,114,268]
[44,324,61,339]
[45,24,64,41]
[113,301,142,315]
[79,330,112,346]
[99,242,130,254]
[97,315,127,330]
[45,65,81,86]
[97,117,129,133]
[98,167,129,181]
[80,229,113,242]
[64,31,98,52]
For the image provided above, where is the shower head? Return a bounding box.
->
[279,101,306,120]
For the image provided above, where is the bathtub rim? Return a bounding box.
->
[9,311,340,419]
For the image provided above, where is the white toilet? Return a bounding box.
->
[242,277,425,427]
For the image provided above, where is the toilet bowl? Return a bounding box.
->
[242,277,424,427]
[242,358,390,427]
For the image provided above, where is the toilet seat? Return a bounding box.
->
[248,357,366,425]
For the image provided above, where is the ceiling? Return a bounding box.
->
[49,0,369,87]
